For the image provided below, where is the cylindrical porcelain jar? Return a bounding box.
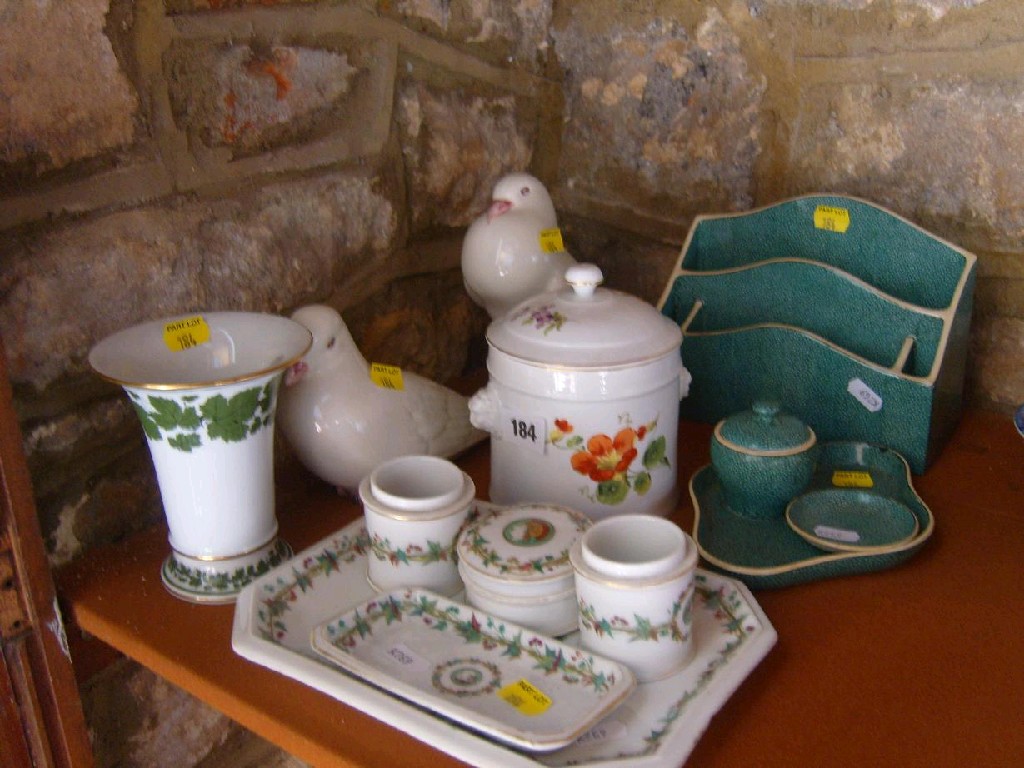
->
[456,504,590,636]
[468,264,688,520]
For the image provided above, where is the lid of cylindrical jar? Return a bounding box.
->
[715,400,816,455]
[486,263,683,367]
[456,504,590,591]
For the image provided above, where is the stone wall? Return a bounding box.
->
[2,0,1023,765]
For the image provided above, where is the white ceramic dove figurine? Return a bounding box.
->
[461,172,577,318]
[277,305,486,493]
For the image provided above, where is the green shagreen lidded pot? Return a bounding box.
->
[711,401,818,519]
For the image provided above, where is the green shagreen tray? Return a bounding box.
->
[658,194,976,474]
[689,442,935,590]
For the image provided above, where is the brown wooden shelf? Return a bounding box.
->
[58,410,1024,767]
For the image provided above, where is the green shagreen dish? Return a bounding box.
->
[658,194,977,474]
[785,489,919,553]
[689,441,935,589]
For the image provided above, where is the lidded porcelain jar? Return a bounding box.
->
[711,401,818,519]
[456,504,591,636]
[468,264,688,520]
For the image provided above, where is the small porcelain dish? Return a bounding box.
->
[311,587,636,752]
[711,401,817,519]
[785,488,920,553]
[456,503,590,636]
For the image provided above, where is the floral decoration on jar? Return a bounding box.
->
[511,303,567,335]
[549,416,669,505]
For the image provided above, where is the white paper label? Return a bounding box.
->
[847,378,883,412]
[381,642,431,674]
[814,525,861,544]
[500,410,547,455]
[574,720,628,746]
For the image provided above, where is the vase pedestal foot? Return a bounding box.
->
[160,537,293,605]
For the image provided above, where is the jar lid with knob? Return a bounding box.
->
[714,400,817,457]
[485,263,684,368]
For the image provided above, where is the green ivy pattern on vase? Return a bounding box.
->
[162,538,292,598]
[320,591,620,694]
[368,533,454,566]
[578,587,693,644]
[549,415,670,505]
[255,528,370,641]
[128,380,278,453]
[459,507,590,576]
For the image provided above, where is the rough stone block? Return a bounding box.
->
[397,69,536,230]
[968,314,1024,409]
[82,661,234,768]
[786,77,1024,254]
[550,7,766,229]
[0,171,400,394]
[0,0,138,175]
[165,0,325,11]
[976,276,1024,319]
[166,40,358,155]
[383,0,554,71]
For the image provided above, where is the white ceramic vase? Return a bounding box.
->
[89,312,312,604]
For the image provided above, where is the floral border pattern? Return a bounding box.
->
[459,507,590,576]
[320,591,619,695]
[255,528,369,641]
[641,576,755,754]
[368,533,455,566]
[578,588,693,644]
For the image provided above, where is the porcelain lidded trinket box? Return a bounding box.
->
[711,401,818,519]
[469,263,690,520]
[456,503,591,636]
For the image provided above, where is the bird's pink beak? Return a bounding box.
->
[486,199,512,222]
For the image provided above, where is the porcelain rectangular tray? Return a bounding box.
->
[311,588,636,752]
[232,510,777,768]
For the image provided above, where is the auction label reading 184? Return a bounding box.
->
[162,315,211,352]
[501,410,546,455]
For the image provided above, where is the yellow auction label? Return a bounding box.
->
[498,679,552,716]
[539,227,566,253]
[162,315,211,352]
[370,362,405,391]
[831,470,874,489]
[813,205,851,233]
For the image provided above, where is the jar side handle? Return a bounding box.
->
[679,365,692,401]
[468,383,500,432]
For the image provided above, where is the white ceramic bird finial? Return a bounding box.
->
[277,305,486,493]
[461,172,578,318]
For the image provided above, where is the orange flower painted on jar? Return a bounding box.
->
[550,418,574,442]
[570,428,640,482]
[549,416,668,506]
